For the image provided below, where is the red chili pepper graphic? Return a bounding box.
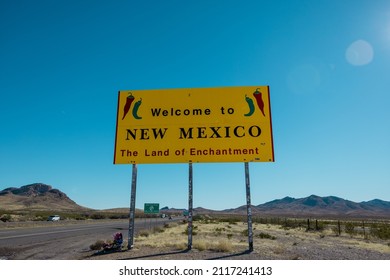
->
[253,88,265,116]
[122,93,135,120]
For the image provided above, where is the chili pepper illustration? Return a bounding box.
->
[122,92,135,120]
[244,95,255,117]
[132,98,142,119]
[253,88,265,116]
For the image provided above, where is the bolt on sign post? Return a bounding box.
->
[114,86,274,251]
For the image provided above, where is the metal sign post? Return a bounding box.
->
[245,162,254,251]
[187,162,193,250]
[128,163,138,249]
[144,203,160,230]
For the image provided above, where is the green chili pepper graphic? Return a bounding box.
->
[244,95,255,117]
[132,98,142,119]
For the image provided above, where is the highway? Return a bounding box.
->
[0,218,176,259]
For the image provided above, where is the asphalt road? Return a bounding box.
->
[0,218,178,260]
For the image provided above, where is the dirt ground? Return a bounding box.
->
[83,222,390,260]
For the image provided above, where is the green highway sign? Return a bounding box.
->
[144,203,160,214]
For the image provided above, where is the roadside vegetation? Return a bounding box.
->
[88,214,390,258]
[2,209,390,257]
[0,209,163,223]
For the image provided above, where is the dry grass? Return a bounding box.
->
[133,221,246,252]
[212,240,234,252]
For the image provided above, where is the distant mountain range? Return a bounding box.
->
[222,195,390,218]
[161,196,390,219]
[1,183,389,218]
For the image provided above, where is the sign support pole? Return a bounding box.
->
[128,163,138,250]
[245,162,254,251]
[187,162,193,250]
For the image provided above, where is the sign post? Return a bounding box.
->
[144,203,159,231]
[188,163,193,250]
[244,162,254,251]
[127,163,137,249]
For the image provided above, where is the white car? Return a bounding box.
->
[47,215,60,221]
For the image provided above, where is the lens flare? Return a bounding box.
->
[346,40,374,66]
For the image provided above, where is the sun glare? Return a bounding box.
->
[345,40,374,66]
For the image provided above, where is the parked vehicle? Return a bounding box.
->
[47,215,60,221]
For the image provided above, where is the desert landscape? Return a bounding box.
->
[84,215,390,260]
[1,183,389,260]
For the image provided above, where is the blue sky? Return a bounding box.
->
[1,0,389,210]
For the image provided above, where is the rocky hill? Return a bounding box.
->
[0,183,88,211]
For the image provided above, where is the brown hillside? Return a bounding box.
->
[0,183,89,211]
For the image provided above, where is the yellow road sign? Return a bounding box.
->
[114,86,274,164]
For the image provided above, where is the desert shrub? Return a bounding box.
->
[217,216,242,224]
[90,240,106,250]
[90,213,106,220]
[256,232,276,240]
[227,233,233,239]
[74,215,87,220]
[315,220,325,231]
[32,216,46,221]
[152,227,165,234]
[108,214,128,219]
[194,240,207,251]
[331,226,341,236]
[175,242,187,250]
[253,217,268,224]
[193,215,211,222]
[214,227,226,235]
[371,223,390,240]
[183,226,198,235]
[0,214,11,222]
[281,218,293,229]
[345,222,356,236]
[138,230,150,237]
